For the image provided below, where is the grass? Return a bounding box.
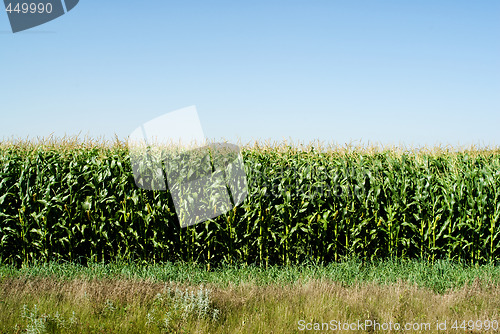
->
[1,259,499,333]
[2,258,500,293]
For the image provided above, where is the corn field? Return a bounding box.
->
[1,139,500,266]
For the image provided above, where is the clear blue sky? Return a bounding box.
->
[1,1,499,147]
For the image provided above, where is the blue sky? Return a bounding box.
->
[1,1,499,147]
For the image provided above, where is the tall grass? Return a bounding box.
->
[1,263,500,334]
[2,259,500,293]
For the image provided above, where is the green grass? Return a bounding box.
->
[1,258,499,293]
[1,259,500,333]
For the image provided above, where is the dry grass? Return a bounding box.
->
[212,279,500,333]
[1,277,499,333]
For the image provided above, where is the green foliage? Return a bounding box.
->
[2,259,500,293]
[17,304,78,333]
[145,286,219,333]
[1,141,500,266]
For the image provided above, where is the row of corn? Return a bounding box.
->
[1,141,500,266]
